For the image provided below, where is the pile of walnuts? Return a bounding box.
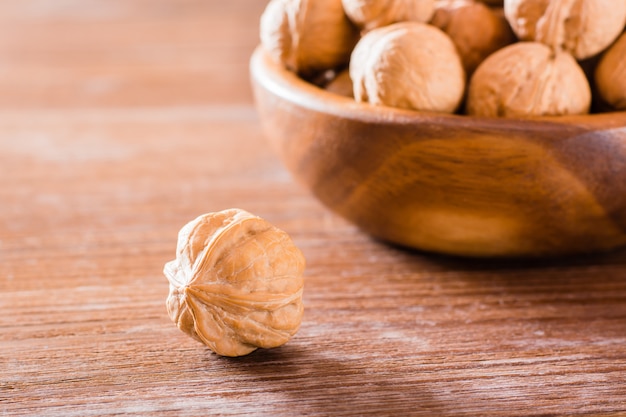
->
[260,0,626,117]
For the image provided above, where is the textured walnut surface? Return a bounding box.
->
[350,21,465,113]
[431,0,514,75]
[504,0,626,59]
[342,0,435,30]
[165,209,305,357]
[467,41,591,117]
[260,0,358,76]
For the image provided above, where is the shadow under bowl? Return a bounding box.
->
[250,46,626,258]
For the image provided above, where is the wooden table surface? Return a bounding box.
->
[2,1,625,416]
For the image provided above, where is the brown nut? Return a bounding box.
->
[431,0,515,75]
[504,0,626,60]
[477,0,504,5]
[467,41,591,117]
[324,69,354,98]
[342,0,435,31]
[260,0,359,76]
[350,22,466,113]
[164,209,305,357]
[595,32,626,110]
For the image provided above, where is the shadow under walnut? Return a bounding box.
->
[250,47,626,258]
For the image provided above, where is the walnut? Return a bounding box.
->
[595,32,626,111]
[467,41,591,117]
[164,209,305,357]
[431,0,515,75]
[350,22,466,113]
[504,0,626,60]
[342,0,435,31]
[324,69,354,97]
[259,0,359,77]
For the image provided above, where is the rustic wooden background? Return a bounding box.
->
[1,1,625,416]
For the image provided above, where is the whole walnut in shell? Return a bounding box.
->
[431,0,515,75]
[595,32,626,111]
[260,0,359,76]
[164,209,305,357]
[324,69,354,98]
[467,41,591,117]
[504,0,626,60]
[350,22,466,113]
[342,0,435,31]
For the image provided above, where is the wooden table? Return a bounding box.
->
[2,1,625,415]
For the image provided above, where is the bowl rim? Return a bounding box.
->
[250,46,626,131]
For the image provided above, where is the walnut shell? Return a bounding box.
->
[342,0,435,31]
[324,69,354,98]
[467,41,591,117]
[595,31,626,111]
[477,0,504,5]
[350,22,466,113]
[504,0,626,60]
[260,0,359,76]
[431,0,515,75]
[164,209,305,357]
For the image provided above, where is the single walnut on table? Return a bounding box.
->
[164,209,305,357]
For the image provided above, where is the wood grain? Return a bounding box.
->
[0,0,267,108]
[2,1,626,416]
[251,48,626,257]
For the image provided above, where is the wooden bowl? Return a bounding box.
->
[250,46,626,258]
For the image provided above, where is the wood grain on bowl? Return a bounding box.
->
[250,47,626,257]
